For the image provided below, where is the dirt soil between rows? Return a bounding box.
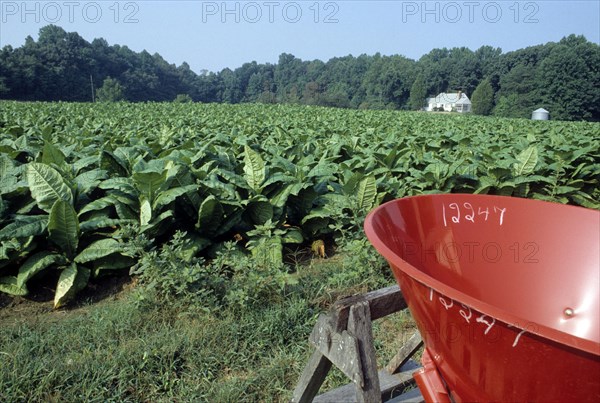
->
[0,274,133,321]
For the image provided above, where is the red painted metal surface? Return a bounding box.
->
[364,194,600,402]
[414,349,451,403]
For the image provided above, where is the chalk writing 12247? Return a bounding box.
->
[442,203,506,227]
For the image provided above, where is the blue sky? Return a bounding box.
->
[1,1,599,73]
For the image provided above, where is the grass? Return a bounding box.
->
[0,253,416,402]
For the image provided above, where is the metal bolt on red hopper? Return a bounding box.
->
[364,194,600,402]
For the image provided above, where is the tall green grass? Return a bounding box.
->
[0,255,411,402]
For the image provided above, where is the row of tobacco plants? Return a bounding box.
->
[1,101,598,307]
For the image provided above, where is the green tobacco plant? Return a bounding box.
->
[1,160,135,307]
[1,101,598,305]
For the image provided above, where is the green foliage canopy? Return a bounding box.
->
[0,26,598,120]
[472,79,494,115]
[95,77,124,102]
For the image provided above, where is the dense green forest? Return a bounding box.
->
[0,25,598,121]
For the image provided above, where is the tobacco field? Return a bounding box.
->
[1,101,599,306]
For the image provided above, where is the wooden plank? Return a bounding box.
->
[291,350,333,403]
[313,365,419,403]
[386,331,423,374]
[387,387,425,403]
[309,315,364,385]
[380,363,417,398]
[309,314,334,350]
[381,361,420,401]
[348,301,381,403]
[363,286,407,321]
[330,285,407,331]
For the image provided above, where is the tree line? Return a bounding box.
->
[1,25,598,121]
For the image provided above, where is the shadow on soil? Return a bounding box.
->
[0,274,133,320]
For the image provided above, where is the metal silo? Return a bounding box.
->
[532,108,550,120]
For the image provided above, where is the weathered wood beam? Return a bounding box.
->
[291,350,333,403]
[330,285,407,331]
[386,331,423,375]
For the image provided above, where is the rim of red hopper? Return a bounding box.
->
[364,193,600,357]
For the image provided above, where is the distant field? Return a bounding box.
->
[1,101,598,305]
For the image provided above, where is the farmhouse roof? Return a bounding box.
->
[428,92,471,104]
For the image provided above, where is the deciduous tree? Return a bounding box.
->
[472,79,494,115]
[96,77,124,102]
[409,74,427,110]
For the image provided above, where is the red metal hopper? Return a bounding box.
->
[364,194,600,402]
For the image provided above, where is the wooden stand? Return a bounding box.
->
[292,285,424,403]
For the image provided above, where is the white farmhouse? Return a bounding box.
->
[424,92,471,113]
